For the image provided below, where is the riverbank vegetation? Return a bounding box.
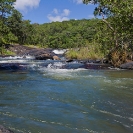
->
[0,0,133,66]
[83,0,133,66]
[66,44,104,60]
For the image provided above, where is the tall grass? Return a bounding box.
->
[66,43,104,60]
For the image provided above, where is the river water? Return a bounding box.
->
[0,58,133,133]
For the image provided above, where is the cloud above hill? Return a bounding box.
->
[14,0,40,11]
[47,9,70,22]
[73,0,82,4]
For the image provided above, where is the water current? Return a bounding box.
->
[0,56,133,133]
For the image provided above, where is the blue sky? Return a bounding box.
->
[14,0,96,24]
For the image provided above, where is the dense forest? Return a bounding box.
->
[0,0,133,66]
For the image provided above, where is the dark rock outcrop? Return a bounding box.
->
[6,44,60,60]
[0,125,14,133]
[120,61,133,69]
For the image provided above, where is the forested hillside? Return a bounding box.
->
[29,19,99,48]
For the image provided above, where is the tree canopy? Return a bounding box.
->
[83,0,133,46]
[83,0,133,66]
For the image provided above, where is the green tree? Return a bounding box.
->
[7,9,23,43]
[0,0,16,20]
[83,0,133,66]
[22,20,34,45]
[0,0,16,54]
[83,0,133,47]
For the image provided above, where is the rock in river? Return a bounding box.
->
[120,61,133,69]
[35,53,53,60]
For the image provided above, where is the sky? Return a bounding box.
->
[14,0,96,24]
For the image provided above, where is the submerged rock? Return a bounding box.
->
[0,63,27,71]
[66,59,74,63]
[120,62,133,69]
[84,63,111,69]
[0,125,14,133]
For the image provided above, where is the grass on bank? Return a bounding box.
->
[66,44,104,60]
[0,49,16,55]
[24,44,48,49]
[24,44,41,48]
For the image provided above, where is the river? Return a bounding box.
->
[0,58,133,133]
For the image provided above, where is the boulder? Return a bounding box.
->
[0,125,14,133]
[35,53,53,60]
[120,61,133,69]
[53,55,60,60]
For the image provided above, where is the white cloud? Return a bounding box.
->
[63,9,70,16]
[47,9,70,22]
[14,0,40,11]
[62,9,70,16]
[73,0,83,4]
[47,15,69,22]
[53,8,58,15]
[73,0,92,5]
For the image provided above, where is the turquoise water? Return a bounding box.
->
[0,64,133,133]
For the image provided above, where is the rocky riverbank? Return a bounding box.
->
[4,44,60,60]
[1,44,133,70]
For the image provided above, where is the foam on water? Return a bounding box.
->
[0,56,132,83]
[0,55,35,60]
[41,67,87,80]
[0,60,29,63]
[20,61,108,80]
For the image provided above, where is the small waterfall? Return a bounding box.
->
[52,49,67,55]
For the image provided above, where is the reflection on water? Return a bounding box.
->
[0,65,133,133]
